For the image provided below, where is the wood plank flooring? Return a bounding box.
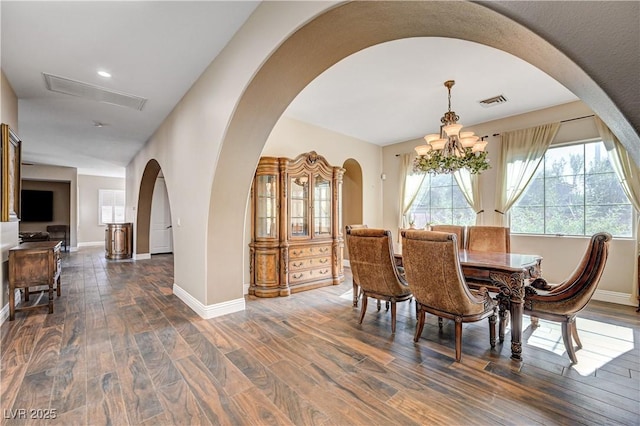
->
[1,247,639,425]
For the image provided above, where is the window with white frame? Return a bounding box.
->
[408,173,475,229]
[511,140,633,237]
[99,189,125,225]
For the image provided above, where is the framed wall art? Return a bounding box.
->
[1,123,21,222]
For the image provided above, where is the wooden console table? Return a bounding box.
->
[8,241,62,321]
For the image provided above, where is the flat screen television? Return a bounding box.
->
[21,190,54,222]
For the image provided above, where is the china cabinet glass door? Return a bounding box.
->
[314,175,331,237]
[290,175,309,237]
[256,175,277,238]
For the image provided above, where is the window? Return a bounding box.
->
[408,174,475,229]
[99,189,125,225]
[511,140,633,237]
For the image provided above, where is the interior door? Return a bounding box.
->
[150,177,173,254]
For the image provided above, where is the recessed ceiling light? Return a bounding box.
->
[97,70,111,78]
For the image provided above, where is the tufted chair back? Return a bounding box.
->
[467,226,510,253]
[401,229,497,361]
[430,225,466,250]
[346,228,412,333]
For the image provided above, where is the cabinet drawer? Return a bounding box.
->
[289,245,331,259]
[289,256,331,271]
[289,267,331,284]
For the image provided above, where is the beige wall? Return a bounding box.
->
[1,70,18,130]
[125,1,638,314]
[0,69,19,316]
[126,1,338,306]
[382,100,637,304]
[78,174,125,244]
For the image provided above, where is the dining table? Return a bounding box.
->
[392,249,543,362]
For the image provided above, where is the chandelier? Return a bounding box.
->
[414,80,490,174]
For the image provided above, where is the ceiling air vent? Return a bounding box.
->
[479,94,507,108]
[43,73,147,111]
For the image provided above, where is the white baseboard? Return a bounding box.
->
[173,282,245,319]
[78,241,103,247]
[0,289,23,325]
[592,289,636,307]
[135,253,151,260]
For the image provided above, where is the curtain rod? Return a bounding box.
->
[489,114,595,137]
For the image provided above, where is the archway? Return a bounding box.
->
[206,1,638,305]
[135,159,161,256]
[342,158,363,261]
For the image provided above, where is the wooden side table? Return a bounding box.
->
[8,241,62,321]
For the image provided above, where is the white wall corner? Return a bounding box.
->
[244,283,250,295]
[135,253,151,260]
[0,289,23,325]
[343,259,351,268]
[592,289,636,307]
[173,282,245,319]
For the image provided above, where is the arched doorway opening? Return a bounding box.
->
[136,159,174,258]
[342,158,363,260]
[206,1,637,306]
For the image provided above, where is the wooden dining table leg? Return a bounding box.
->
[492,270,526,361]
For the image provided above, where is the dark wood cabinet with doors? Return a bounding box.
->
[8,241,62,320]
[249,151,345,297]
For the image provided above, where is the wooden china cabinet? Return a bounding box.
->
[249,151,345,297]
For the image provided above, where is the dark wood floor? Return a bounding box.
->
[1,247,639,425]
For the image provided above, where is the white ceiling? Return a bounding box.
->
[2,2,578,178]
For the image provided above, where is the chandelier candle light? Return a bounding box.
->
[414,80,490,174]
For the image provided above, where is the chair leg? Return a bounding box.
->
[499,308,509,343]
[530,315,539,329]
[438,317,443,331]
[391,302,397,333]
[414,309,425,342]
[385,301,390,311]
[561,320,578,364]
[377,299,382,311]
[571,318,582,349]
[352,282,359,307]
[454,320,463,362]
[57,276,61,297]
[489,312,497,348]
[359,296,368,325]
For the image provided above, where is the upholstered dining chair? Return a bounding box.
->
[345,224,368,307]
[401,230,497,362]
[524,232,612,364]
[466,226,510,253]
[346,228,412,333]
[430,225,466,250]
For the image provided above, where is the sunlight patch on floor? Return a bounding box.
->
[340,290,354,301]
[524,316,635,375]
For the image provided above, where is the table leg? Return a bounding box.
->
[491,270,526,361]
[9,286,15,321]
[509,298,524,361]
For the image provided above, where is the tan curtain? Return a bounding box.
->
[453,169,483,225]
[398,154,426,231]
[595,116,640,303]
[594,117,640,212]
[495,123,561,226]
